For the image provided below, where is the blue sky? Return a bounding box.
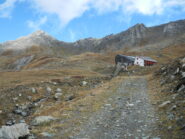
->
[0,0,185,43]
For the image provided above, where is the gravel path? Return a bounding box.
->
[71,77,161,139]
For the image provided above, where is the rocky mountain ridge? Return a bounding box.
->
[0,19,185,54]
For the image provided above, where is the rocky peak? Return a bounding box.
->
[163,20,185,35]
[28,30,57,42]
[29,30,52,39]
[31,30,46,35]
[123,23,147,42]
[129,23,146,31]
[1,30,60,51]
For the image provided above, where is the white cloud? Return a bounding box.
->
[1,0,185,26]
[165,0,185,7]
[30,0,185,26]
[0,0,25,18]
[0,0,17,18]
[122,0,163,15]
[31,0,90,26]
[92,0,123,14]
[27,16,47,30]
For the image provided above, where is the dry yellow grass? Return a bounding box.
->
[0,42,185,137]
[0,69,100,88]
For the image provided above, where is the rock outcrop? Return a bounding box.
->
[155,55,185,136]
[8,55,34,70]
[31,116,56,126]
[0,123,29,139]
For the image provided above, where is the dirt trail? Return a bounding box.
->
[71,77,161,139]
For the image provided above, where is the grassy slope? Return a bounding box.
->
[0,43,185,137]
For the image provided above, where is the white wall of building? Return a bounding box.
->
[134,57,144,66]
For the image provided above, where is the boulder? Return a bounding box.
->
[174,68,180,75]
[159,101,171,108]
[181,72,185,78]
[46,87,52,97]
[56,88,62,93]
[46,87,52,93]
[81,81,88,86]
[31,116,56,126]
[177,85,185,92]
[54,93,63,100]
[182,64,185,69]
[31,88,37,93]
[0,123,29,139]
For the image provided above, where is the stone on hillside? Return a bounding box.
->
[21,112,28,117]
[46,87,52,97]
[159,101,171,108]
[46,87,52,93]
[13,108,28,117]
[181,72,185,78]
[13,103,34,117]
[31,116,56,126]
[19,120,26,123]
[27,96,32,101]
[170,105,177,111]
[65,95,75,101]
[182,64,185,69]
[174,68,180,75]
[0,123,29,139]
[161,67,166,72]
[54,93,63,100]
[81,81,88,86]
[178,85,185,92]
[41,132,54,137]
[56,88,62,93]
[13,108,22,115]
[126,103,134,107]
[6,120,16,126]
[52,82,57,85]
[170,75,175,81]
[13,97,18,102]
[31,88,37,93]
